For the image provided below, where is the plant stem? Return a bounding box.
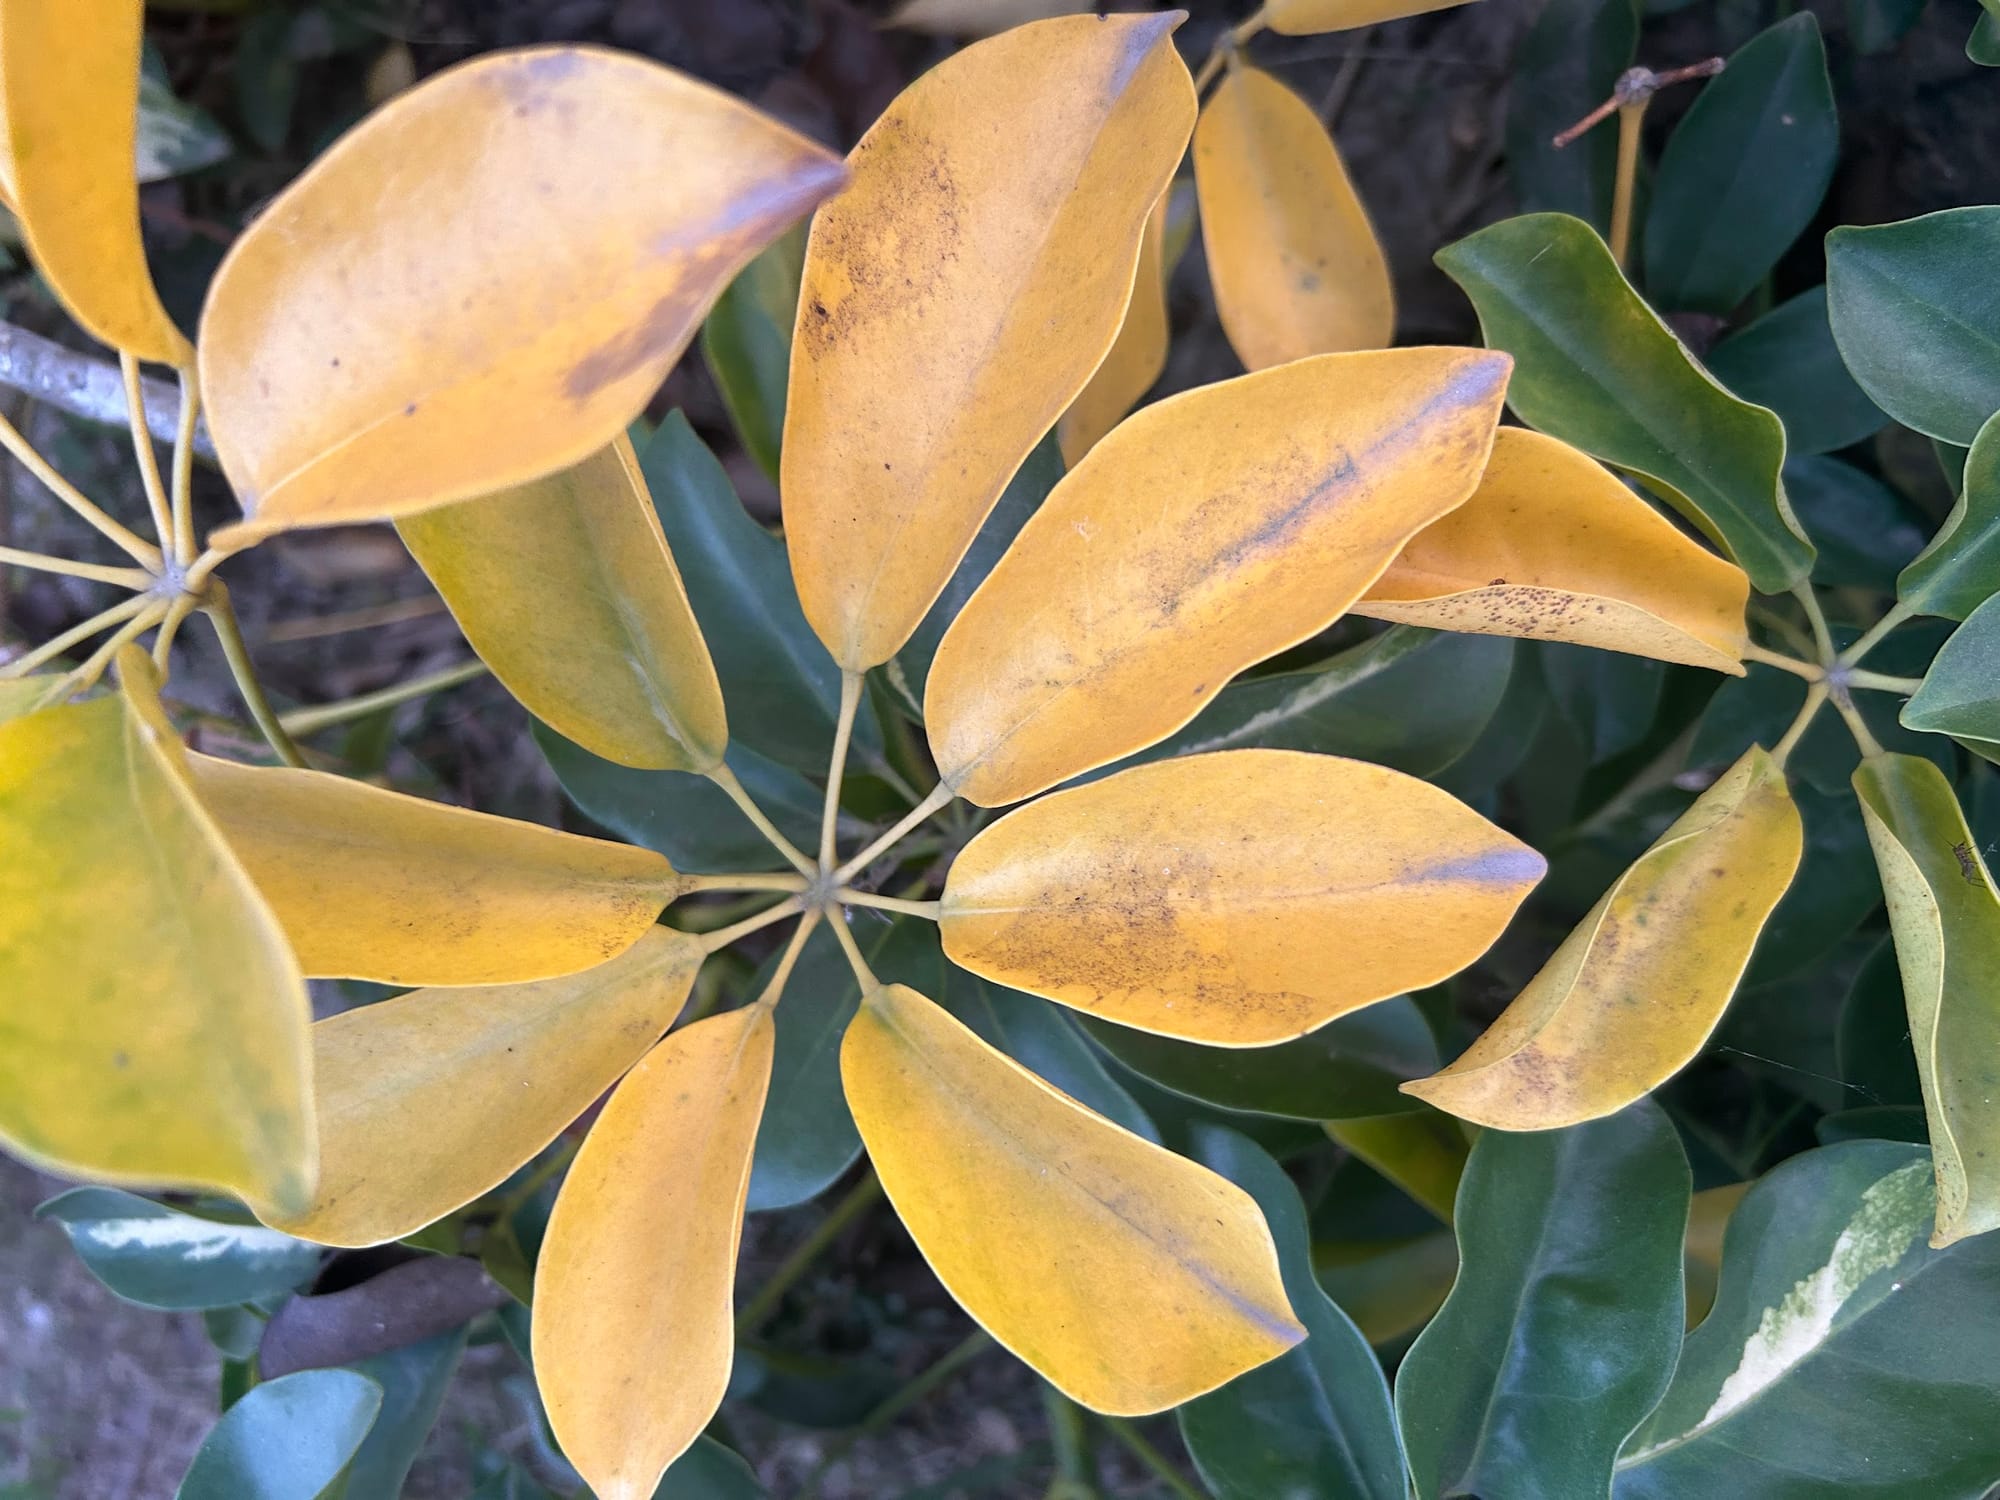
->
[696,897,803,954]
[183,543,236,595]
[1609,100,1646,268]
[1749,601,1816,658]
[1846,669,1924,695]
[151,590,199,668]
[1838,599,1914,667]
[278,658,487,737]
[1741,643,1822,680]
[1192,8,1266,95]
[1042,1387,1097,1495]
[0,408,162,568]
[1098,1419,1205,1500]
[1830,687,1885,757]
[757,906,822,1006]
[1791,583,1836,664]
[821,670,862,872]
[707,762,817,877]
[680,872,811,895]
[1769,682,1827,770]
[832,780,957,886]
[827,906,880,991]
[797,1329,995,1499]
[0,544,152,589]
[61,601,167,696]
[203,589,306,767]
[1,593,151,678]
[836,888,941,920]
[169,368,200,565]
[120,353,174,549]
[735,1169,884,1336]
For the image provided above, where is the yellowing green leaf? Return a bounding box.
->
[1058,190,1170,465]
[199,48,844,543]
[1684,1180,1748,1326]
[926,347,1509,806]
[842,983,1304,1413]
[189,753,685,986]
[0,652,312,1218]
[1853,752,2000,1247]
[1356,427,1751,674]
[272,927,702,1248]
[398,436,727,772]
[0,0,190,365]
[1405,746,1802,1130]
[941,749,1542,1045]
[1194,64,1392,369]
[535,1002,774,1500]
[783,12,1195,670]
[1264,0,1481,33]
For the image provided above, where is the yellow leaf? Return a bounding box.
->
[1194,64,1392,369]
[1264,0,1482,34]
[1405,745,1802,1130]
[842,983,1303,1412]
[942,749,1542,1044]
[0,652,312,1217]
[783,12,1196,670]
[1853,752,2000,1247]
[1356,427,1752,673]
[199,48,844,544]
[535,1003,773,1500]
[0,0,190,364]
[1058,190,1171,465]
[189,753,685,986]
[1684,1181,1747,1326]
[926,347,1510,806]
[0,678,57,724]
[1325,1112,1470,1224]
[398,436,727,772]
[272,926,703,1248]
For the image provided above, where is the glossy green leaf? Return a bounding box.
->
[137,61,232,182]
[1081,998,1440,1121]
[1846,0,1927,52]
[1707,287,1888,455]
[1326,1111,1469,1225]
[36,1188,320,1310]
[1839,936,1923,1109]
[701,226,803,482]
[1616,1142,2000,1496]
[1903,592,2000,761]
[1397,1101,1689,1500]
[1503,0,1639,233]
[1644,16,1836,315]
[658,1437,768,1499]
[1316,1231,1459,1347]
[1826,206,2000,446]
[1899,408,2000,621]
[1854,753,2000,1244]
[1973,11,2000,64]
[1747,782,1881,985]
[1438,211,1812,592]
[1178,1128,1405,1500]
[174,1368,381,1500]
[1786,455,1927,591]
[343,1329,469,1499]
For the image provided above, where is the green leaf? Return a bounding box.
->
[175,1368,381,1500]
[1903,592,2000,760]
[1746,783,1881,985]
[1438,211,1812,592]
[1826,206,2000,446]
[700,227,803,483]
[1616,1142,2000,1495]
[656,1436,768,1498]
[1397,1100,1689,1500]
[1326,1112,1470,1226]
[233,9,300,154]
[1081,998,1440,1122]
[136,65,230,183]
[1973,11,2000,65]
[1541,641,1664,763]
[1503,0,1639,234]
[1818,1105,1930,1144]
[1707,287,1888,455]
[1177,1128,1405,1500]
[1644,16,1837,315]
[1845,0,1928,53]
[1786,455,1928,591]
[342,1328,469,1499]
[1839,936,1923,1109]
[36,1188,321,1310]
[1900,409,2000,621]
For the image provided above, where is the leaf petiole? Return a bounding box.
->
[707,762,817,877]
[1829,686,1885,757]
[0,408,162,570]
[680,872,811,895]
[57,600,168,698]
[278,659,487,738]
[1837,599,1915,667]
[1769,681,1828,769]
[836,888,941,920]
[1844,669,1924,695]
[826,907,880,991]
[697,896,804,955]
[820,670,863,871]
[169,368,201,566]
[1,592,151,678]
[120,352,174,549]
[1742,642,1821,680]
[832,780,957,886]
[755,905,822,1007]
[203,587,307,768]
[1791,583,1836,664]
[0,545,152,590]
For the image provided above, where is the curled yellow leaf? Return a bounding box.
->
[0,0,190,364]
[783,12,1196,669]
[1264,0,1482,34]
[1058,190,1171,465]
[200,48,844,542]
[942,749,1543,1045]
[398,436,727,772]
[1405,746,1802,1130]
[0,651,312,1217]
[1356,427,1752,673]
[842,983,1303,1413]
[190,753,685,987]
[535,1003,774,1500]
[1194,63,1392,369]
[273,927,702,1248]
[926,347,1510,806]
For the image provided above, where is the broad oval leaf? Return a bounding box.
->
[36,1187,321,1310]
[842,983,1303,1413]
[341,1329,469,1499]
[191,754,683,986]
[535,1003,775,1500]
[1706,286,1887,457]
[944,749,1541,1045]
[1406,745,1802,1130]
[1397,1100,1689,1500]
[399,436,727,772]
[1642,15,1837,315]
[1264,0,1481,31]
[271,926,702,1247]
[1057,190,1169,464]
[1825,205,2000,446]
[701,225,804,483]
[0,654,314,1218]
[1437,211,1813,593]
[199,48,844,541]
[1194,63,1393,369]
[782,12,1196,669]
[1853,753,2000,1246]
[1356,427,1751,673]
[1616,1142,2000,1496]
[926,348,1511,805]
[0,0,190,364]
[174,1368,382,1500]
[1789,454,1928,592]
[1903,591,2000,762]
[1899,408,2000,622]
